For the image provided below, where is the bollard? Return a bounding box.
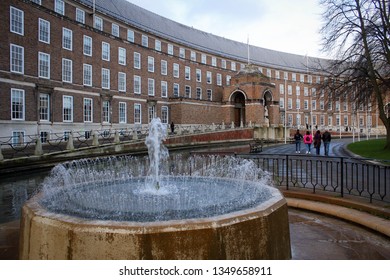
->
[34,137,43,156]
[66,131,74,150]
[114,130,120,144]
[92,131,99,146]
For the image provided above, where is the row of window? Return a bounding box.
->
[281,113,371,127]
[11,88,169,124]
[10,45,215,99]
[11,3,321,83]
[280,98,372,111]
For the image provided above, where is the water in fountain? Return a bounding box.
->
[144,118,168,191]
[39,119,276,222]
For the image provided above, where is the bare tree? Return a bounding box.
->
[317,0,390,150]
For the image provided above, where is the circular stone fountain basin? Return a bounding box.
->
[19,177,291,260]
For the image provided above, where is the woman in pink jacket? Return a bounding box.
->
[303,131,313,154]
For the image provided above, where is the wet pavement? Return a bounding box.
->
[289,209,390,260]
[1,208,389,260]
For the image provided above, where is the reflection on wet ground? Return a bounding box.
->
[1,209,389,260]
[289,209,390,260]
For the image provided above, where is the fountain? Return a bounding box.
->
[19,118,291,259]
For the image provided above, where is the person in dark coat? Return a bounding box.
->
[293,129,303,153]
[313,130,322,155]
[322,129,332,156]
[170,121,175,134]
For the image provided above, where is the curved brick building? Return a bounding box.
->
[0,0,384,143]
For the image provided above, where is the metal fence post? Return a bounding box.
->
[340,157,344,198]
[286,155,289,190]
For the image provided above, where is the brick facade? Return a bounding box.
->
[0,0,384,140]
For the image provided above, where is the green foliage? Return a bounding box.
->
[347,139,390,160]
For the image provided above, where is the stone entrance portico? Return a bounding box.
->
[223,64,278,128]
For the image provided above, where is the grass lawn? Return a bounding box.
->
[347,139,390,160]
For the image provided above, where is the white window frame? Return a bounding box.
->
[118,72,126,92]
[168,44,173,55]
[102,101,110,123]
[207,89,212,101]
[191,51,196,62]
[11,88,25,120]
[196,69,201,82]
[216,73,222,86]
[173,63,179,78]
[161,106,168,124]
[83,98,93,123]
[134,75,141,94]
[83,64,92,86]
[185,85,191,98]
[39,93,50,122]
[134,104,141,124]
[280,98,285,109]
[134,52,141,69]
[173,83,179,97]
[101,68,110,89]
[10,44,24,74]
[111,23,119,37]
[62,58,72,83]
[231,61,236,71]
[296,86,300,96]
[94,15,103,31]
[206,71,212,84]
[287,85,292,95]
[83,35,92,56]
[148,56,154,72]
[62,28,73,51]
[185,66,191,80]
[119,102,127,124]
[148,78,155,96]
[179,48,185,58]
[127,29,134,42]
[76,8,85,24]
[196,87,202,99]
[161,60,167,75]
[201,54,207,64]
[118,47,126,65]
[161,81,168,98]
[279,84,285,95]
[38,18,50,44]
[55,0,65,15]
[155,40,161,51]
[62,95,73,122]
[38,52,50,79]
[102,42,110,61]
[141,35,148,47]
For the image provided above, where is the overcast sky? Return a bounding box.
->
[125,0,326,58]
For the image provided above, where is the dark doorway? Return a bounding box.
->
[232,92,246,127]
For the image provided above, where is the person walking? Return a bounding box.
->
[303,131,313,154]
[313,130,322,155]
[322,129,332,156]
[293,129,303,153]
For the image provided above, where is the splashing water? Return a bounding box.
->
[144,118,169,190]
[38,118,277,222]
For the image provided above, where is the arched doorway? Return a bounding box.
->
[231,91,246,126]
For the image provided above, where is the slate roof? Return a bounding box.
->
[76,0,329,72]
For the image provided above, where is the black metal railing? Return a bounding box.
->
[237,154,389,203]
